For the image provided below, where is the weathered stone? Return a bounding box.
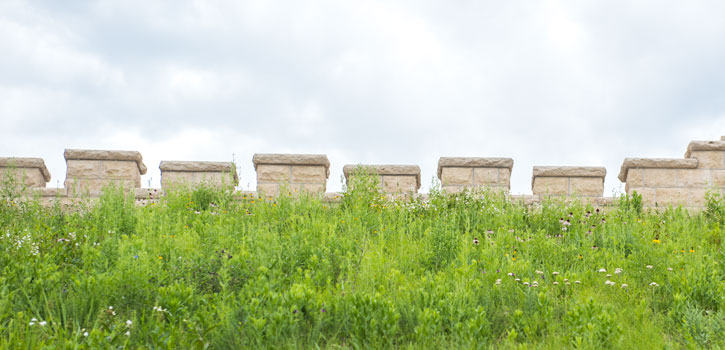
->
[532,166,606,178]
[0,157,51,183]
[472,168,498,186]
[685,141,725,158]
[627,187,656,204]
[102,160,140,178]
[66,160,100,178]
[655,188,689,207]
[687,151,724,169]
[687,188,710,207]
[532,177,569,196]
[677,169,712,187]
[617,158,698,182]
[441,167,473,186]
[256,183,280,196]
[382,175,418,193]
[343,164,421,190]
[441,185,465,193]
[290,165,327,183]
[625,168,644,187]
[64,149,147,174]
[159,161,238,189]
[437,157,513,178]
[0,168,47,188]
[253,154,330,177]
[65,178,138,195]
[643,168,678,187]
[712,170,725,186]
[257,165,290,182]
[570,177,604,196]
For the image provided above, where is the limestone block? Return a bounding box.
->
[441,185,464,193]
[617,158,697,182]
[257,165,290,183]
[712,170,725,186]
[290,165,327,183]
[159,161,238,189]
[685,140,725,158]
[688,151,724,169]
[499,168,512,188]
[570,177,604,196]
[627,187,656,205]
[532,177,569,196]
[532,166,606,178]
[382,175,418,193]
[643,169,678,187]
[66,160,100,178]
[677,169,712,187]
[441,167,473,186]
[626,168,644,188]
[102,160,141,178]
[343,164,421,193]
[687,188,710,207]
[64,149,147,174]
[655,188,689,207]
[0,158,51,188]
[66,178,138,195]
[473,168,499,186]
[437,157,513,178]
[257,183,280,196]
[253,154,330,177]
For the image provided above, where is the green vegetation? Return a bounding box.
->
[1,174,724,349]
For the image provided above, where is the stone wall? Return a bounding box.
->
[160,161,237,189]
[7,137,725,209]
[0,158,51,188]
[343,165,421,194]
[252,154,329,196]
[532,166,606,197]
[64,149,147,194]
[437,157,513,193]
[619,139,725,208]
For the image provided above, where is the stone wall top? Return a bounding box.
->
[64,149,147,175]
[617,158,698,182]
[0,157,51,182]
[252,153,330,175]
[343,164,421,189]
[532,166,606,178]
[436,157,513,178]
[160,161,239,184]
[685,140,725,158]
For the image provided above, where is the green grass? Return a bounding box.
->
[1,175,724,349]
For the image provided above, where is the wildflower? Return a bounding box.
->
[646,265,653,269]
[566,281,571,285]
[605,280,615,286]
[606,274,612,278]
[564,278,569,282]
[536,270,544,275]
[486,230,493,234]
[108,306,113,310]
[495,279,501,285]
[83,331,89,337]
[559,218,564,223]
[158,256,163,260]
[553,281,559,285]
[621,284,628,288]
[125,331,130,336]
[614,268,622,274]
[509,229,515,233]
[39,321,47,326]
[126,320,132,327]
[29,317,37,326]
[473,237,479,245]
[532,281,539,287]
[523,282,530,286]
[598,268,606,273]
[293,309,298,314]
[562,227,567,232]
[649,282,659,287]
[690,247,695,253]
[508,272,514,277]
[321,308,326,313]
[667,267,673,271]
[563,220,571,226]
[514,278,520,282]
[575,280,581,284]
[552,271,559,276]
[652,239,661,244]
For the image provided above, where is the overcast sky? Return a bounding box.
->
[2,1,725,195]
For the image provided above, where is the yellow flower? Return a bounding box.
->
[652,239,661,244]
[158,256,163,260]
[512,257,516,261]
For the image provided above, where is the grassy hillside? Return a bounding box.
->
[1,177,724,349]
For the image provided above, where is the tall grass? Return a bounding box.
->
[0,175,724,348]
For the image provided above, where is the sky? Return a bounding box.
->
[2,0,725,195]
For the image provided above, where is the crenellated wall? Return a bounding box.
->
[3,137,725,209]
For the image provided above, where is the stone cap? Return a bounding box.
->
[685,140,725,158]
[252,153,330,177]
[343,164,421,189]
[0,157,51,182]
[532,166,606,187]
[160,161,239,183]
[436,157,514,178]
[64,149,147,175]
[617,158,698,182]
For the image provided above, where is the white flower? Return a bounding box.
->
[565,282,571,285]
[126,320,132,326]
[605,280,615,286]
[649,282,659,287]
[523,282,530,286]
[606,274,612,278]
[507,272,514,277]
[621,284,628,288]
[39,321,47,326]
[515,278,521,282]
[532,281,539,287]
[83,331,89,337]
[575,280,581,284]
[667,267,673,271]
[535,270,544,275]
[646,265,653,269]
[563,278,569,282]
[125,331,130,336]
[614,268,623,274]
[598,268,606,273]
[495,279,501,285]
[552,271,559,276]
[29,321,35,326]
[553,281,559,285]
[108,306,113,310]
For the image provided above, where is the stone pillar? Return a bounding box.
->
[252,154,330,196]
[64,149,147,194]
[532,166,606,197]
[437,157,513,193]
[343,164,421,194]
[160,161,238,189]
[618,158,702,207]
[0,158,51,188]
